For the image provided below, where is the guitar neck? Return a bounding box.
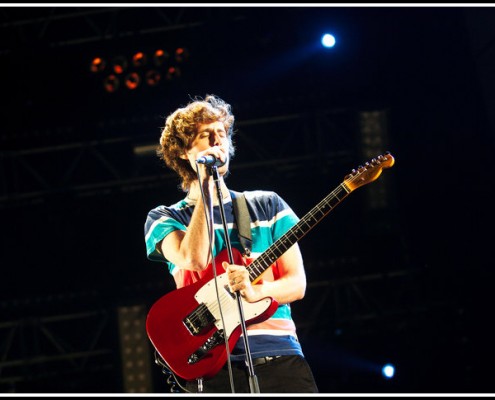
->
[247,182,351,282]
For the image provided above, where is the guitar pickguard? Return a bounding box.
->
[194,271,272,338]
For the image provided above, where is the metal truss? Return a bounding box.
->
[0,7,243,54]
[296,264,442,341]
[0,107,361,209]
[0,308,116,392]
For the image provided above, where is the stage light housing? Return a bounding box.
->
[145,70,161,86]
[153,49,169,66]
[90,57,106,73]
[174,47,189,63]
[125,72,141,90]
[112,56,128,74]
[132,52,147,68]
[166,66,181,80]
[103,74,119,93]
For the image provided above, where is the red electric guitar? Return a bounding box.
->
[146,152,395,381]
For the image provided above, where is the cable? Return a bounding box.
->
[154,351,190,393]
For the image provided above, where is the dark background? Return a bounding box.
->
[1,5,495,394]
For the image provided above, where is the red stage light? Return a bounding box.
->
[125,72,140,90]
[103,74,119,93]
[90,57,106,73]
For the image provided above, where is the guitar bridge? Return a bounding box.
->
[183,303,216,335]
[188,329,225,364]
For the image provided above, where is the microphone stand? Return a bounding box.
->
[208,165,260,394]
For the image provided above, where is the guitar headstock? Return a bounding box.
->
[344,152,395,191]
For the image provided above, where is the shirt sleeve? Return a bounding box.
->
[144,206,186,262]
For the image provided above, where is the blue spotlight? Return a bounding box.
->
[382,363,395,379]
[321,33,336,48]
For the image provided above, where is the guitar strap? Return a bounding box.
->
[230,190,252,257]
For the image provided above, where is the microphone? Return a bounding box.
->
[196,155,226,167]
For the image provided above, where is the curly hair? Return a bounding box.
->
[157,94,236,191]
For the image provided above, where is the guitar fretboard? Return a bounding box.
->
[247,182,351,282]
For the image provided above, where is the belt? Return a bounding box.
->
[246,355,282,367]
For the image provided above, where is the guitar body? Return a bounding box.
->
[146,248,279,381]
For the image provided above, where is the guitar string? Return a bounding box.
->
[245,184,349,280]
[187,160,384,324]
[243,159,387,282]
[187,185,349,324]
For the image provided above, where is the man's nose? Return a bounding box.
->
[211,132,221,146]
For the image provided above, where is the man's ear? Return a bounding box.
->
[179,151,189,160]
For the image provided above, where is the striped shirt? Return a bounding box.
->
[144,190,304,361]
